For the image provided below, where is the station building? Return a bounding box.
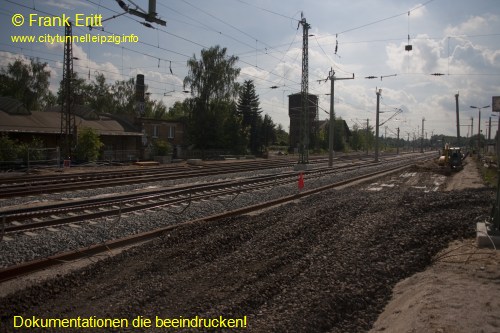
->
[0,96,184,162]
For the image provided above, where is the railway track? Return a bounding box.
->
[1,159,378,232]
[0,153,432,282]
[0,159,293,198]
[0,153,383,199]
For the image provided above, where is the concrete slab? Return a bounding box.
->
[133,161,160,166]
[187,159,203,166]
[476,222,500,249]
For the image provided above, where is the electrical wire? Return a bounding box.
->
[233,0,298,22]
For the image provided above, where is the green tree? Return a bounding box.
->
[275,124,289,146]
[75,127,103,162]
[237,80,261,154]
[184,45,240,104]
[166,100,191,121]
[58,72,92,106]
[89,73,114,114]
[350,124,374,152]
[222,102,248,154]
[318,117,349,152]
[143,100,168,119]
[110,78,136,115]
[183,45,242,152]
[260,114,276,149]
[0,58,55,110]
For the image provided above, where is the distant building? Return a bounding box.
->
[137,117,185,158]
[288,93,318,151]
[0,96,185,161]
[317,119,352,147]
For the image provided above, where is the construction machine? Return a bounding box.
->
[438,144,464,170]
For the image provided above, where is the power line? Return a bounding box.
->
[233,0,298,21]
[336,0,437,36]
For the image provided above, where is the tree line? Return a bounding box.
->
[0,47,291,156]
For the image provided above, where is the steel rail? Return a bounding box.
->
[0,160,296,198]
[0,157,427,283]
[2,160,375,232]
[0,154,383,198]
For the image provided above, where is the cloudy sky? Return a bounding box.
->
[2,0,499,139]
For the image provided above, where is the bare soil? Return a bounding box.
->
[0,158,497,333]
[370,159,500,333]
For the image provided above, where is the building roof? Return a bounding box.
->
[0,96,30,115]
[0,101,142,137]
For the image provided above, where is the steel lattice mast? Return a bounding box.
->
[60,22,75,160]
[298,13,310,165]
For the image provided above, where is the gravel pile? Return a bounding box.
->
[0,158,420,268]
[0,180,492,332]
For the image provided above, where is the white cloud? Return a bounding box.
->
[71,44,122,82]
[41,0,92,10]
[409,4,428,19]
[444,14,498,36]
[386,34,445,74]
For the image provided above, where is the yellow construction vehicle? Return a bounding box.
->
[438,144,464,170]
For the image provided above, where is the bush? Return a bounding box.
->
[0,135,18,161]
[0,135,44,162]
[75,127,103,162]
[152,139,172,156]
[18,137,44,162]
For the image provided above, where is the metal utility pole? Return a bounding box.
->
[471,117,474,143]
[397,127,400,155]
[488,117,492,140]
[328,69,334,167]
[455,93,460,145]
[492,103,500,233]
[375,89,381,162]
[60,22,75,161]
[366,119,369,155]
[297,13,310,167]
[325,68,354,167]
[471,105,490,156]
[365,74,396,162]
[487,116,497,141]
[421,117,425,153]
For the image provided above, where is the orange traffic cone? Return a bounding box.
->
[298,172,304,190]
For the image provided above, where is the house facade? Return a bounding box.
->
[0,97,185,162]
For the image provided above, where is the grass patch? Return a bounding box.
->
[478,158,498,188]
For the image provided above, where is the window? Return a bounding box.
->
[152,125,159,138]
[168,125,175,139]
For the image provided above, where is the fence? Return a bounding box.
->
[102,150,140,162]
[0,148,60,171]
[180,149,233,160]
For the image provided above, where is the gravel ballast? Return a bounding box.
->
[0,158,418,268]
[0,172,492,332]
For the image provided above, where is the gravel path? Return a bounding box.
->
[0,169,492,332]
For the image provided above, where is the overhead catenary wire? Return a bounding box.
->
[4,0,499,131]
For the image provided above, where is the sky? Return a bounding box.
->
[1,0,499,140]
